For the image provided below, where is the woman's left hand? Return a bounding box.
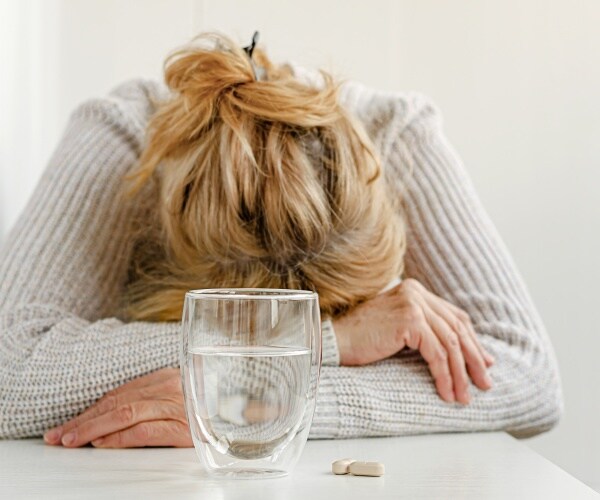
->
[43,368,193,448]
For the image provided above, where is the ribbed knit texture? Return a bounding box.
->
[0,70,563,440]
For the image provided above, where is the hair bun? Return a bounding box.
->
[164,33,259,100]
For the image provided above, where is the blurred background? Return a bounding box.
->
[1,0,598,491]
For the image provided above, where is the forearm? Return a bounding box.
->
[310,333,561,440]
[0,304,181,438]
[0,304,339,439]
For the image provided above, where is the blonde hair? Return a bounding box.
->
[122,33,406,322]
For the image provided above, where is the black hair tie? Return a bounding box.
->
[242,31,265,81]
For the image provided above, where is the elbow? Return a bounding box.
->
[0,374,46,440]
[0,395,17,440]
[508,388,563,439]
[540,371,565,434]
[0,376,12,438]
[506,349,565,439]
[0,395,45,440]
[0,387,22,439]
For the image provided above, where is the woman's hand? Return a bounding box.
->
[332,278,495,405]
[43,368,192,448]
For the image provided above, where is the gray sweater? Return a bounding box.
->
[0,69,563,440]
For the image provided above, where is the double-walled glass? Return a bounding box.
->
[181,289,322,478]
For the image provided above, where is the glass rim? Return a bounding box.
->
[185,288,318,301]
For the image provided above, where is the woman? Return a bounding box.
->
[0,33,562,447]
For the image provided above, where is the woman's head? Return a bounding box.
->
[124,32,405,321]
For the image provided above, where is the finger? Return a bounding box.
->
[44,401,119,446]
[424,308,471,405]
[425,299,492,391]
[92,420,192,448]
[60,400,183,448]
[413,323,455,403]
[429,295,495,367]
[425,290,495,367]
[463,318,495,366]
[44,369,177,444]
[45,388,142,445]
[459,328,493,391]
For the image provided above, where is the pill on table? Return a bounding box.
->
[348,461,385,477]
[332,458,356,475]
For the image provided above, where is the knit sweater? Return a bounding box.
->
[0,67,563,440]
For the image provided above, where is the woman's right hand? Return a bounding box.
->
[331,278,495,405]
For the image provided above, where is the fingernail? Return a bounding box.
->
[44,428,61,444]
[92,438,104,447]
[62,432,76,446]
[461,391,471,404]
[484,373,493,386]
[447,393,455,403]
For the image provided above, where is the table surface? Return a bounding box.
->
[0,432,597,499]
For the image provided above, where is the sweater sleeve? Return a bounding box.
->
[0,83,178,438]
[309,92,564,440]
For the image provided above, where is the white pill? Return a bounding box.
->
[348,461,385,477]
[332,458,356,475]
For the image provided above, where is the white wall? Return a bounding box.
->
[1,0,598,491]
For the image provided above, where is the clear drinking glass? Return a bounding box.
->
[180,288,322,479]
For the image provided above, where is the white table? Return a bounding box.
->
[0,432,597,499]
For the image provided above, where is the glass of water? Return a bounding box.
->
[180,289,322,479]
